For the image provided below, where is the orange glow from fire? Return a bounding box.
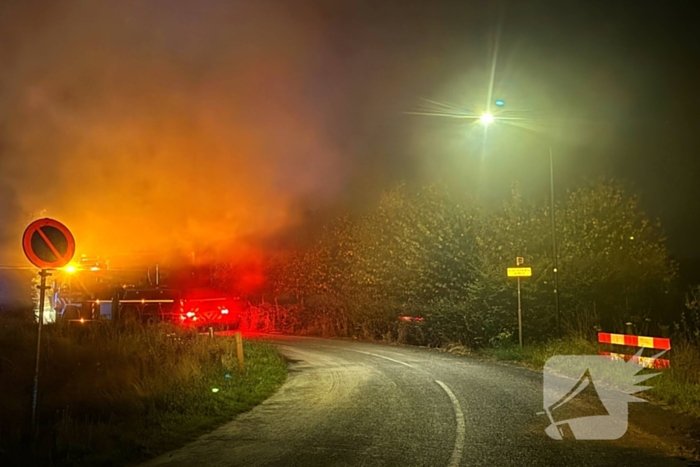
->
[0,2,342,267]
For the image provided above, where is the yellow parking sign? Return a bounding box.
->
[507,267,532,277]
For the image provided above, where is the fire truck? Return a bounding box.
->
[52,256,242,329]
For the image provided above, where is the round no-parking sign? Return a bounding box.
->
[22,218,76,269]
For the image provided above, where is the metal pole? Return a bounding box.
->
[517,276,523,348]
[549,146,561,338]
[112,290,120,323]
[32,269,51,433]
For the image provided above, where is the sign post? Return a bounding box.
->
[517,276,522,348]
[507,261,532,348]
[22,218,75,434]
[32,269,51,432]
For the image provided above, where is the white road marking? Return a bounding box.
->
[334,347,416,368]
[435,380,466,467]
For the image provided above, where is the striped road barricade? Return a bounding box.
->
[597,332,671,369]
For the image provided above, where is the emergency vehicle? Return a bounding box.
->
[52,256,242,329]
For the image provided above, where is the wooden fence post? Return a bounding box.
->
[235,331,244,372]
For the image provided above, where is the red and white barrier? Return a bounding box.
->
[597,332,671,369]
[598,351,671,369]
[597,332,671,350]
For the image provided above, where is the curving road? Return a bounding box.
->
[143,336,697,467]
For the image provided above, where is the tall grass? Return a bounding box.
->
[648,338,700,417]
[0,319,287,466]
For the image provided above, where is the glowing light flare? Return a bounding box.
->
[480,113,495,125]
[64,265,77,274]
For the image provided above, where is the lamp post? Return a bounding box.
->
[549,146,561,338]
[480,113,561,338]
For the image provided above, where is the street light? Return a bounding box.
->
[480,113,495,125]
[406,98,562,337]
[548,147,561,338]
[482,111,561,338]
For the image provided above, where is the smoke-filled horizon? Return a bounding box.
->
[0,1,354,265]
[3,0,700,272]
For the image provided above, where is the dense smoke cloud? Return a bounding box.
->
[3,0,698,275]
[0,1,343,264]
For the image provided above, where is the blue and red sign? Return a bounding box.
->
[22,218,75,269]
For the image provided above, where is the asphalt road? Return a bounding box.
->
[143,336,698,467]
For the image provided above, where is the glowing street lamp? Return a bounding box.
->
[482,112,561,337]
[480,112,495,125]
[407,94,560,335]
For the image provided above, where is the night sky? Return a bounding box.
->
[318,0,700,257]
[1,0,699,269]
[307,0,700,265]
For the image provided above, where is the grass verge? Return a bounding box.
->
[472,337,700,418]
[0,319,287,466]
[647,339,700,418]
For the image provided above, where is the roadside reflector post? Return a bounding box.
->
[235,331,244,372]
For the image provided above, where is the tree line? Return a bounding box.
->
[214,179,679,347]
